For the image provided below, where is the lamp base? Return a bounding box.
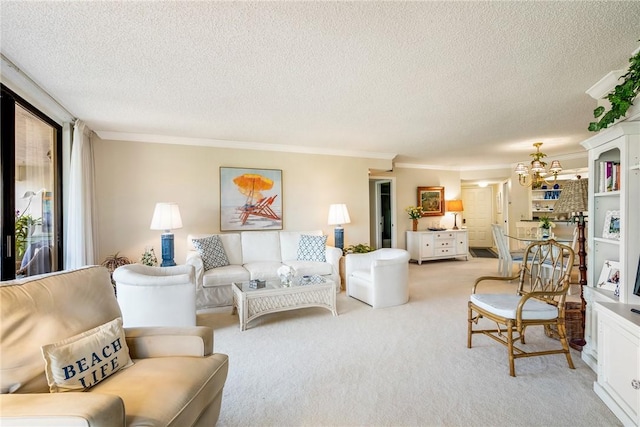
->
[452,213,459,230]
[334,227,344,250]
[160,233,176,267]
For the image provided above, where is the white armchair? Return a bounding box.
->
[345,248,410,308]
[113,264,197,327]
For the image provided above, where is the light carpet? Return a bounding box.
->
[197,257,620,427]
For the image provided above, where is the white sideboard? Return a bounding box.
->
[406,230,468,265]
[594,302,640,427]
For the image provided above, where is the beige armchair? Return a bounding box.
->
[345,248,410,308]
[113,263,196,327]
[0,266,228,426]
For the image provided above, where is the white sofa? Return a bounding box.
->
[186,230,342,309]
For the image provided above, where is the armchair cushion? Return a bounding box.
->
[470,294,558,320]
[41,317,133,392]
[192,235,229,270]
[297,234,328,262]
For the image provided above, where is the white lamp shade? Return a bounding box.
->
[327,204,351,226]
[150,202,183,231]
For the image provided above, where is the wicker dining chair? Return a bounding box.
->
[467,239,575,376]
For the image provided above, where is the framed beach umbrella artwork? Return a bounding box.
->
[220,167,283,231]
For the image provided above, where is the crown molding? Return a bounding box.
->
[95,131,397,160]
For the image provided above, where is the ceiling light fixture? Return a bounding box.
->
[514,142,562,188]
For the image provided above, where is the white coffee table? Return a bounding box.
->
[232,277,337,330]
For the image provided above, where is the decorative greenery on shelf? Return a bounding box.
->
[343,244,374,256]
[589,45,640,132]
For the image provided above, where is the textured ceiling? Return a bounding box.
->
[1,1,639,169]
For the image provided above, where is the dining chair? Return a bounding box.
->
[491,224,522,277]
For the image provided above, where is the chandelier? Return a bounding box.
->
[514,142,562,187]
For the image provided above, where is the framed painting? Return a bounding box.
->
[602,210,620,240]
[597,259,620,294]
[417,186,445,217]
[220,167,283,231]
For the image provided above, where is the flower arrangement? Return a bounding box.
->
[405,206,423,219]
[538,216,556,229]
[277,265,296,286]
[140,247,158,267]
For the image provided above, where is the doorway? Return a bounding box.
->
[461,186,494,248]
[1,84,63,280]
[370,177,396,249]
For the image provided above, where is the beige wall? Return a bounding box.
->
[94,137,590,263]
[93,137,390,264]
[376,167,462,249]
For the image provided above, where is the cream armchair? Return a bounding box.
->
[0,266,228,426]
[345,248,410,308]
[113,264,196,327]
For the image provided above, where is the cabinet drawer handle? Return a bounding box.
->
[632,379,640,390]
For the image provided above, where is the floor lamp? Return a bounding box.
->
[554,177,588,350]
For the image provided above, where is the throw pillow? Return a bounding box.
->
[297,234,327,262]
[192,235,230,270]
[41,317,133,393]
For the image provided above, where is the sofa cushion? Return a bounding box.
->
[188,233,243,266]
[41,317,133,392]
[243,261,283,281]
[279,230,322,261]
[92,354,229,426]
[284,260,333,277]
[192,235,230,270]
[297,234,327,262]
[202,265,251,288]
[241,232,281,263]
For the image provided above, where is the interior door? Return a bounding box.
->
[370,177,396,249]
[462,186,493,247]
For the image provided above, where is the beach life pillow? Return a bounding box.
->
[192,235,230,270]
[297,234,327,262]
[41,317,133,392]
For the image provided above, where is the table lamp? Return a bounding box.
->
[446,200,464,230]
[327,204,351,250]
[554,177,588,350]
[150,202,183,267]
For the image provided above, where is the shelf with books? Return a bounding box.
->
[579,121,640,376]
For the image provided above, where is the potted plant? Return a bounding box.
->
[140,247,158,267]
[15,210,42,260]
[343,243,374,256]
[538,216,555,239]
[405,206,423,231]
[101,252,132,292]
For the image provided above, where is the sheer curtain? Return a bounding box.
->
[64,120,96,268]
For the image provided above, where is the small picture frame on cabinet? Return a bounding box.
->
[597,260,621,294]
[602,210,620,240]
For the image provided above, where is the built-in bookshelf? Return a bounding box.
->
[579,121,640,426]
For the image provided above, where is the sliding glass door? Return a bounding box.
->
[1,84,63,280]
